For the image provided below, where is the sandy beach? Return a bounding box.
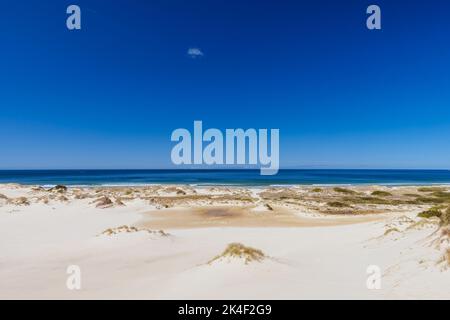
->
[0,183,449,299]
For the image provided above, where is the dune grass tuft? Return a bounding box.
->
[384,227,400,236]
[209,243,265,264]
[95,196,113,208]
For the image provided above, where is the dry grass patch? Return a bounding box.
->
[163,186,187,195]
[409,197,446,205]
[115,198,126,206]
[440,207,450,226]
[101,225,170,237]
[259,189,300,200]
[403,193,420,197]
[406,219,439,231]
[9,197,30,206]
[102,225,139,235]
[209,243,265,264]
[58,195,69,202]
[94,196,113,208]
[439,248,450,268]
[48,185,68,193]
[37,196,49,204]
[441,227,450,237]
[328,201,351,208]
[384,227,400,236]
[74,193,89,200]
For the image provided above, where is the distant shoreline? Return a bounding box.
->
[2,183,450,188]
[1,169,450,187]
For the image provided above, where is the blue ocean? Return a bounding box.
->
[0,169,449,187]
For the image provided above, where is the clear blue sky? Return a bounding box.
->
[1,0,449,169]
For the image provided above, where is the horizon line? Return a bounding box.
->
[0,168,449,171]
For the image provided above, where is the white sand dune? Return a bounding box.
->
[0,184,448,299]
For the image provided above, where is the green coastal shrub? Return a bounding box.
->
[417,206,443,219]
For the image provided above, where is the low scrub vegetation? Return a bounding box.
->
[418,187,446,193]
[409,197,446,205]
[403,193,420,197]
[371,190,392,197]
[417,206,450,226]
[430,191,450,200]
[328,201,350,208]
[342,196,401,205]
[417,206,443,219]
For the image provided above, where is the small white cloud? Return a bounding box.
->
[187,47,204,58]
